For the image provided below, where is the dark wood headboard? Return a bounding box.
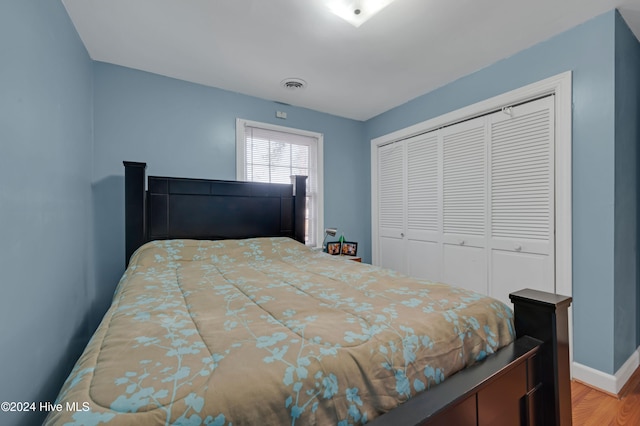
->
[123,161,307,266]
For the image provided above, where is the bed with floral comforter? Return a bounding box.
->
[46,237,514,425]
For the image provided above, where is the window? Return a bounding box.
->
[236,119,323,246]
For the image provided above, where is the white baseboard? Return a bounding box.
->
[572,346,640,395]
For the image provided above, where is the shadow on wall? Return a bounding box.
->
[14,314,90,426]
[8,177,127,426]
[90,175,126,333]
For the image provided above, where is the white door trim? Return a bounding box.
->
[371,71,572,301]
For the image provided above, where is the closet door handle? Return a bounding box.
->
[514,244,522,252]
[400,232,405,238]
[459,240,466,246]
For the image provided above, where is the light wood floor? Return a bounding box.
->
[572,367,640,425]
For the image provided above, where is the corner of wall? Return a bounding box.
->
[612,5,640,372]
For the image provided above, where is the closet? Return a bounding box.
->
[376,96,555,305]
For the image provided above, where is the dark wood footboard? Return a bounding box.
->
[510,288,573,426]
[371,289,572,426]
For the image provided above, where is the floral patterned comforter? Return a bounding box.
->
[45,237,514,426]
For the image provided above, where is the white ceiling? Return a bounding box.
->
[63,0,640,121]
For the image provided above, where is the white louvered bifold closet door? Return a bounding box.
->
[488,96,555,304]
[406,132,441,280]
[374,95,555,305]
[441,115,488,295]
[377,142,406,272]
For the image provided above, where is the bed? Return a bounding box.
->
[45,162,572,426]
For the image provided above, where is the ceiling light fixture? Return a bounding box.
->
[327,0,396,28]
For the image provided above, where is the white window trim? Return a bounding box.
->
[371,71,572,300]
[236,118,324,247]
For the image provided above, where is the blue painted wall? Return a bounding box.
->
[0,1,93,425]
[366,10,638,375]
[2,6,638,423]
[91,63,370,306]
[614,11,640,370]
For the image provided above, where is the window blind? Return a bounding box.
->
[243,125,318,246]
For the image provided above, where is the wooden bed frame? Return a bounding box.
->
[124,161,572,426]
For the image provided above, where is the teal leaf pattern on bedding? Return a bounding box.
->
[45,237,514,425]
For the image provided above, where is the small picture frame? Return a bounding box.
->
[341,241,358,256]
[326,241,342,255]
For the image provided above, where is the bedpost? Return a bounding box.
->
[509,289,572,426]
[292,175,307,244]
[123,161,147,267]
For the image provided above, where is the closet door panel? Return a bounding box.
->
[443,244,487,294]
[441,116,487,293]
[406,132,440,280]
[379,239,406,272]
[491,250,552,306]
[407,239,441,281]
[490,105,553,246]
[489,97,555,300]
[377,143,406,272]
[442,118,486,239]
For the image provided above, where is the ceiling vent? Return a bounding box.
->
[281,78,307,90]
